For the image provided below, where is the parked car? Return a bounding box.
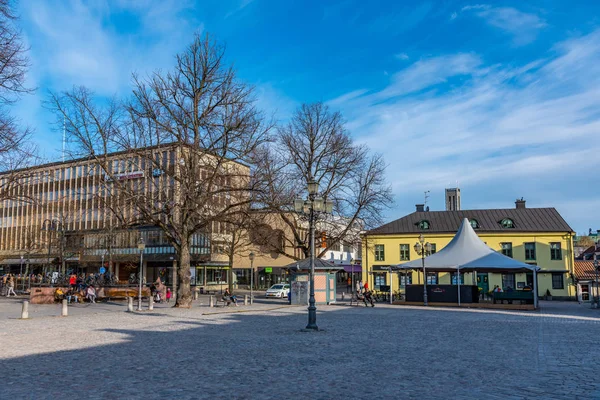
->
[265,284,290,298]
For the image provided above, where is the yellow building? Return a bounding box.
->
[363,200,576,300]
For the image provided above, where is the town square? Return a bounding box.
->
[2,298,600,399]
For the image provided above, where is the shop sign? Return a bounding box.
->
[265,267,273,274]
[106,171,145,181]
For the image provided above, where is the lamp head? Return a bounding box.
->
[325,199,334,214]
[307,180,319,196]
[294,198,304,213]
[313,198,324,212]
[249,252,255,261]
[414,242,422,254]
[425,242,432,253]
[418,234,424,244]
[303,201,311,214]
[137,237,145,251]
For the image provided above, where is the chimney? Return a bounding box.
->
[515,198,526,209]
[416,204,425,212]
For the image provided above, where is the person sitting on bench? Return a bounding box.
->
[223,288,238,307]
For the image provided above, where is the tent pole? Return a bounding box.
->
[533,268,538,309]
[457,267,461,306]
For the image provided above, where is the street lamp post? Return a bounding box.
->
[350,258,355,298]
[414,234,432,306]
[249,252,255,305]
[294,180,333,331]
[19,253,24,293]
[137,237,145,311]
[594,259,599,308]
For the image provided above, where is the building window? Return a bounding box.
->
[430,243,437,254]
[502,273,515,290]
[550,243,562,260]
[399,244,410,261]
[469,219,479,229]
[373,272,386,288]
[400,274,412,286]
[500,218,515,229]
[451,273,464,285]
[551,273,564,289]
[525,242,536,260]
[501,242,513,258]
[374,245,385,261]
[418,220,430,230]
[426,272,438,285]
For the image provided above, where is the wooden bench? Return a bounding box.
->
[493,291,534,305]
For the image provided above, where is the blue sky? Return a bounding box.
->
[14,0,600,234]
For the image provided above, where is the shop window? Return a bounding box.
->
[426,272,438,285]
[400,274,412,286]
[373,272,386,288]
[502,273,515,290]
[451,273,464,285]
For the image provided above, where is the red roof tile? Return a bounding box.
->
[574,261,599,281]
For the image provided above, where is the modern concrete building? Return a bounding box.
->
[0,144,248,288]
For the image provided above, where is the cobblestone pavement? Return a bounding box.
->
[1,301,600,399]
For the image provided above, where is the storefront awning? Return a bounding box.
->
[342,265,362,273]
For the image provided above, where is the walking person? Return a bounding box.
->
[6,275,16,297]
[346,276,352,293]
[166,288,172,303]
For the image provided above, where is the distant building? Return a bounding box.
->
[445,188,461,211]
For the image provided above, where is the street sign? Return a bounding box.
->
[100,267,106,274]
[265,267,272,274]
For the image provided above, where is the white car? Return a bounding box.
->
[265,284,290,298]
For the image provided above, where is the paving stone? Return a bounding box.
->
[1,300,600,399]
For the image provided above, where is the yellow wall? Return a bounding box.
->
[362,232,575,299]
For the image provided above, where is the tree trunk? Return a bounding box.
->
[175,239,192,308]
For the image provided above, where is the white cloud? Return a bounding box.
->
[225,0,256,19]
[462,4,546,45]
[328,29,600,232]
[395,52,409,60]
[24,0,197,95]
[15,0,200,158]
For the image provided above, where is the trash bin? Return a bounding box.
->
[200,287,204,294]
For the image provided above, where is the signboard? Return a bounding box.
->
[265,267,273,274]
[99,267,106,274]
[106,171,145,181]
[152,169,162,177]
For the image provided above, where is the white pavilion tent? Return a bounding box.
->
[396,218,539,307]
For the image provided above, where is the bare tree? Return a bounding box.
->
[576,236,596,249]
[0,0,35,200]
[253,102,393,260]
[47,34,271,307]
